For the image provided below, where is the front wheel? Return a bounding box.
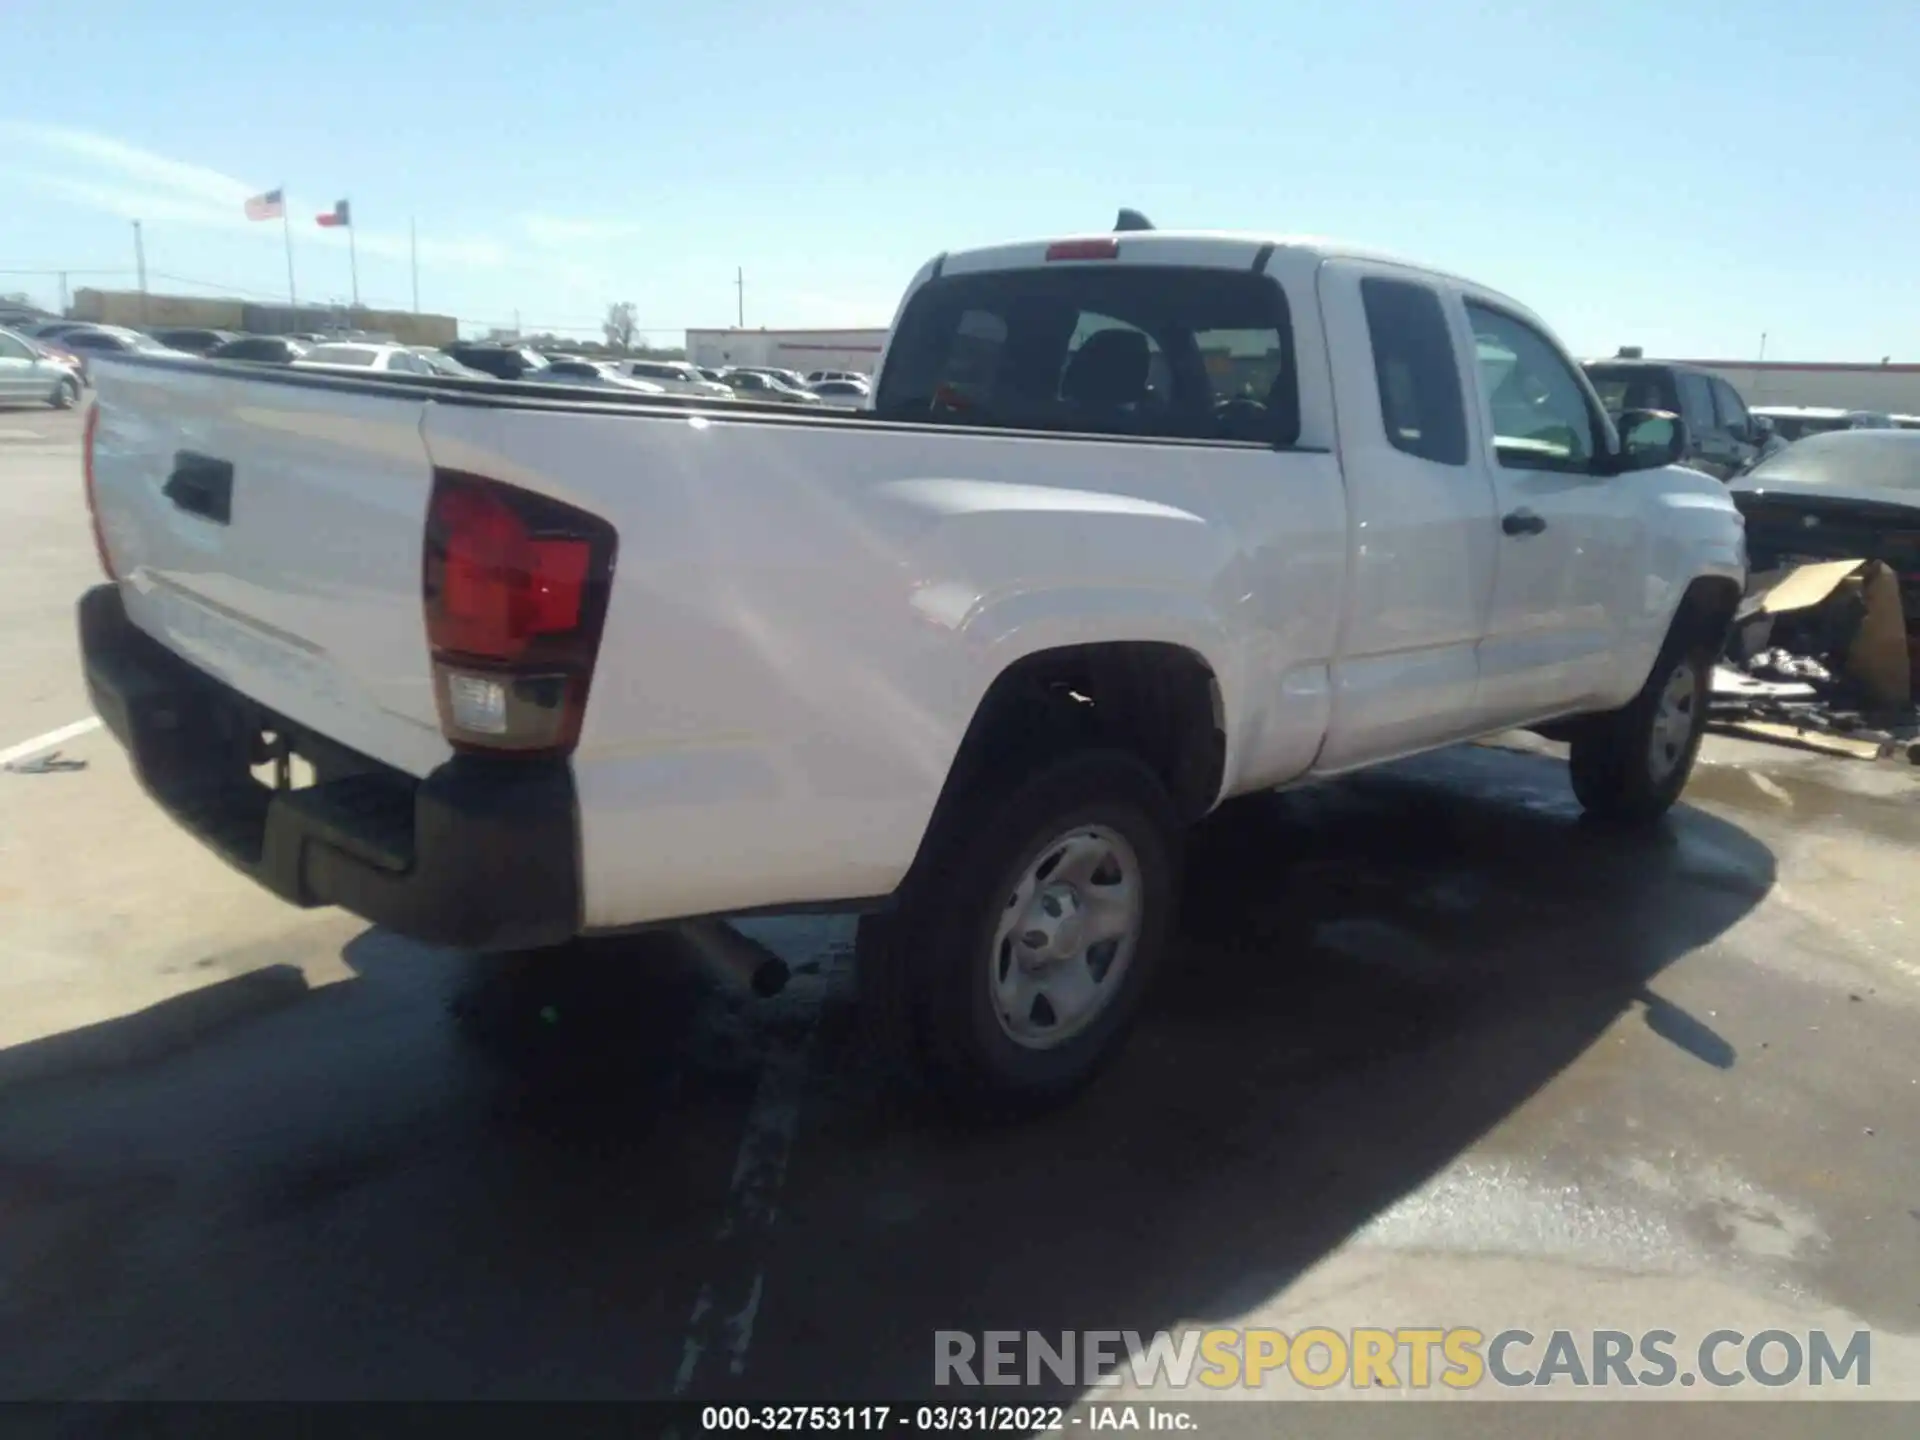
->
[50,376,79,410]
[857,749,1181,1113]
[1568,631,1712,825]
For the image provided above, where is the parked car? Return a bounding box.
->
[76,218,1741,1109]
[695,366,726,383]
[1891,414,1920,431]
[148,327,237,356]
[1729,430,1920,620]
[409,348,489,379]
[293,343,449,375]
[808,378,872,409]
[22,331,88,378]
[730,365,812,391]
[618,359,734,398]
[0,324,83,408]
[52,325,192,378]
[207,336,310,365]
[27,320,102,342]
[806,369,871,385]
[721,369,822,403]
[1581,357,1768,480]
[1751,406,1900,442]
[524,358,668,394]
[442,342,549,381]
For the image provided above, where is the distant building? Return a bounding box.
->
[70,288,458,347]
[685,327,887,376]
[1667,357,1920,415]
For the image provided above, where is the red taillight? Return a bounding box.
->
[423,471,616,756]
[82,403,115,580]
[1045,238,1121,261]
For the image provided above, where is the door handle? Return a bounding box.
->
[1502,509,1546,537]
[163,452,233,525]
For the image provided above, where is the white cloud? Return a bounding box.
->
[0,123,505,270]
[0,123,256,209]
[520,215,649,246]
[0,168,235,227]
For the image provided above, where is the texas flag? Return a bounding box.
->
[316,199,352,228]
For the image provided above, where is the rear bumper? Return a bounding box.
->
[79,583,581,952]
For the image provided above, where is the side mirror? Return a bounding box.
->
[1615,408,1688,472]
[1749,414,1774,443]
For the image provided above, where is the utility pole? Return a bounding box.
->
[1753,331,1768,404]
[57,270,69,316]
[410,217,420,312]
[735,266,744,328]
[132,220,148,323]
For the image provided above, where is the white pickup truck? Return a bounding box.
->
[79,218,1745,1108]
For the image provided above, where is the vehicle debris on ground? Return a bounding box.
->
[1712,557,1919,760]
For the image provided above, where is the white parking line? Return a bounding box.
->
[671,943,848,1395]
[0,716,103,769]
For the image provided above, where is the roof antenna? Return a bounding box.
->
[1114,208,1155,233]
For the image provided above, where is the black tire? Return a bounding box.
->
[1568,625,1713,825]
[50,377,78,411]
[857,749,1181,1114]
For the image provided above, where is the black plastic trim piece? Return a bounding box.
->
[79,584,581,952]
[1251,243,1275,274]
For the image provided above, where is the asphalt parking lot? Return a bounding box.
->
[2,400,1918,1420]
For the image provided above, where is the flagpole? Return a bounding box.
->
[348,209,360,310]
[281,190,297,307]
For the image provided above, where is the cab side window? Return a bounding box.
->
[1677,372,1720,438]
[1360,277,1467,465]
[1463,302,1597,472]
[1712,378,1751,437]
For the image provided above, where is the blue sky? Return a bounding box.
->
[4,0,1916,356]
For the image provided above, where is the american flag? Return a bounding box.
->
[244,188,285,221]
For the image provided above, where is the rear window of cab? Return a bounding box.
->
[875,265,1299,446]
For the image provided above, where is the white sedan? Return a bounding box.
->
[808,378,872,409]
[522,357,668,394]
[0,325,85,408]
[619,359,735,398]
[292,343,453,376]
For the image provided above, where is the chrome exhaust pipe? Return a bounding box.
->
[679,920,791,998]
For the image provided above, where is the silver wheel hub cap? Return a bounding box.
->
[992,826,1143,1051]
[1649,659,1699,784]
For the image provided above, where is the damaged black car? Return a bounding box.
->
[1731,430,1920,625]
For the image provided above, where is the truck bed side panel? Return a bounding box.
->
[419,405,1343,930]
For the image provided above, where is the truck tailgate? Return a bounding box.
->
[90,360,451,778]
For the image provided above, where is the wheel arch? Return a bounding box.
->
[1665,572,1744,660]
[901,639,1227,893]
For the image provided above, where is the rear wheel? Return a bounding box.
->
[857,749,1180,1113]
[50,376,79,410]
[1569,627,1712,824]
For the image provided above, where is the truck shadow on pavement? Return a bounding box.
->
[746,744,1775,1400]
[0,744,1774,1400]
